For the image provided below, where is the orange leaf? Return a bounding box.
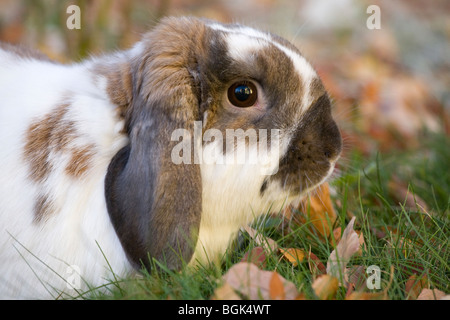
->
[332,227,341,246]
[345,291,386,300]
[298,182,337,239]
[294,293,307,300]
[269,272,285,300]
[312,274,339,300]
[355,230,366,256]
[279,248,306,266]
[212,283,242,300]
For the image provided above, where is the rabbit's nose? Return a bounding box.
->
[293,94,342,164]
[320,117,342,162]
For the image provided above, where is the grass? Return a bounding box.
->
[81,131,448,300]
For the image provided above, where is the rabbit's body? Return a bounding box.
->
[0,17,342,298]
[0,46,132,298]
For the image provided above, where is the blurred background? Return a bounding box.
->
[0,0,449,160]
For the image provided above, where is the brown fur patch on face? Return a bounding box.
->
[34,193,55,223]
[309,77,326,104]
[0,42,54,63]
[199,33,303,154]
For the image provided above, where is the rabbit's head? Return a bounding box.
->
[104,17,342,270]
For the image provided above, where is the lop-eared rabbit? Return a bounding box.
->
[0,17,341,298]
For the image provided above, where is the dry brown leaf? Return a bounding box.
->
[345,265,367,291]
[326,217,360,284]
[279,248,306,266]
[222,262,298,300]
[333,228,365,255]
[405,274,428,300]
[242,226,278,253]
[388,177,429,212]
[312,274,339,300]
[297,182,337,239]
[417,288,446,300]
[332,227,341,246]
[307,251,327,276]
[212,283,242,300]
[241,247,267,268]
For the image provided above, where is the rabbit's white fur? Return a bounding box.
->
[0,48,134,298]
[0,17,340,299]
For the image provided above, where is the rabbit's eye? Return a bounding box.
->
[227,82,258,108]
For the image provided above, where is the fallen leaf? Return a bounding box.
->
[356,230,366,256]
[222,262,298,300]
[333,228,365,255]
[297,182,337,239]
[312,274,339,300]
[242,226,278,253]
[345,281,355,298]
[212,283,242,300]
[294,293,307,300]
[345,265,367,291]
[326,217,360,284]
[388,177,429,212]
[279,248,306,266]
[269,272,285,300]
[307,251,327,276]
[399,260,425,275]
[417,288,446,300]
[345,291,386,300]
[332,227,341,246]
[241,247,267,268]
[405,274,428,300]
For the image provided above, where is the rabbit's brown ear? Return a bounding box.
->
[105,18,205,270]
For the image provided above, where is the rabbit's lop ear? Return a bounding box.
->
[105,18,204,270]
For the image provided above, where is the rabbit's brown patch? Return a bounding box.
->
[95,62,132,122]
[24,104,74,182]
[33,193,55,223]
[24,102,97,221]
[66,144,96,178]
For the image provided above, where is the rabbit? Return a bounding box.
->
[0,16,342,299]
